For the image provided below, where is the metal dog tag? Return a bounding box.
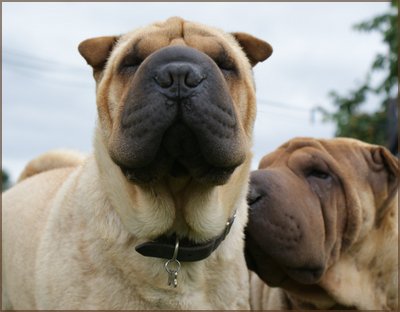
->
[164,237,180,288]
[166,264,179,287]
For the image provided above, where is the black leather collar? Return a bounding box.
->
[135,212,237,262]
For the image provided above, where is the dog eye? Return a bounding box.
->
[122,56,143,68]
[119,54,144,73]
[216,59,235,72]
[214,51,236,72]
[307,169,330,180]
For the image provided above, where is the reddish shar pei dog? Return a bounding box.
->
[246,137,398,310]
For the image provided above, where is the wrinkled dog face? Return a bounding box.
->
[79,17,272,186]
[245,137,398,292]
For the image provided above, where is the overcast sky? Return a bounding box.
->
[3,2,389,183]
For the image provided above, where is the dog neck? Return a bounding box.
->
[135,211,237,262]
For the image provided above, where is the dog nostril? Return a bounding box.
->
[185,74,206,88]
[154,74,173,88]
[247,187,264,207]
[248,194,263,207]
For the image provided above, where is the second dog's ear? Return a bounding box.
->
[78,36,119,77]
[231,32,273,67]
[369,146,399,226]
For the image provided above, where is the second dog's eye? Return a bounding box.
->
[307,169,330,180]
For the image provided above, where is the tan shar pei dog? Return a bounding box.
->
[2,17,272,309]
[245,137,398,310]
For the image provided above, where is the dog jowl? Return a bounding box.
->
[79,17,272,185]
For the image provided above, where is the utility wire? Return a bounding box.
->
[3,48,85,71]
[4,46,319,121]
[257,98,310,112]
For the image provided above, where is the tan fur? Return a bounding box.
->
[249,137,398,310]
[2,17,271,309]
[17,149,85,182]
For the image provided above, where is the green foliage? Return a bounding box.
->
[319,1,398,146]
[2,169,11,192]
[354,0,398,95]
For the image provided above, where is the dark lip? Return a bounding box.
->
[118,159,235,185]
[169,161,190,177]
[119,165,154,184]
[284,266,325,285]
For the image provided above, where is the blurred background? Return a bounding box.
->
[2,2,398,190]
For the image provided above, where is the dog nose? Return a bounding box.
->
[155,62,205,97]
[247,170,269,207]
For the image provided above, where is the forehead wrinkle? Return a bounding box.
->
[155,16,184,40]
[122,22,208,59]
[184,35,224,60]
[283,139,326,154]
[117,19,241,65]
[117,19,183,57]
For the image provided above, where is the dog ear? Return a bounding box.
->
[78,36,119,75]
[370,146,399,226]
[231,32,273,66]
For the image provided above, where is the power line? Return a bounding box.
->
[4,64,92,89]
[257,98,310,112]
[4,46,319,121]
[3,48,85,72]
[3,48,92,88]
